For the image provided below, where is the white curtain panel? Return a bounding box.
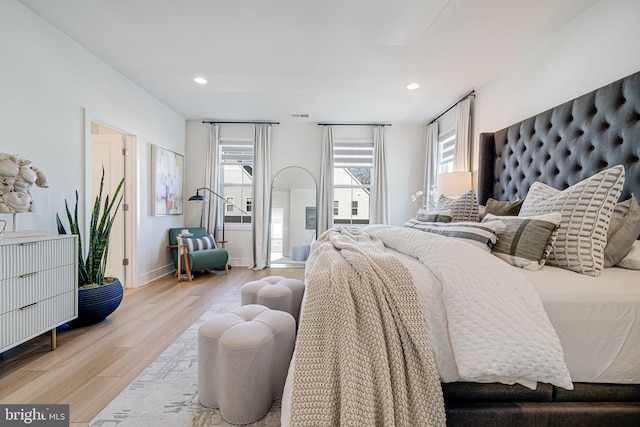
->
[204,124,221,235]
[424,122,438,206]
[251,124,272,270]
[370,126,390,224]
[317,126,334,235]
[453,97,471,172]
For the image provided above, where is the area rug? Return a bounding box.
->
[88,286,282,426]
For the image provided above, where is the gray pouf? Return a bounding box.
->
[198,304,295,425]
[240,276,305,326]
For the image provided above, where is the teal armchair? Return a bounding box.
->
[168,227,229,281]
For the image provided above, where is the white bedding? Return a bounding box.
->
[523,265,640,384]
[282,225,574,425]
[366,225,572,389]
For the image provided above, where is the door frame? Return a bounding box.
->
[83,108,138,288]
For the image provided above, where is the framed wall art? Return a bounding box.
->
[151,144,184,215]
[305,206,316,230]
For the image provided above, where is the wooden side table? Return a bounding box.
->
[168,238,192,282]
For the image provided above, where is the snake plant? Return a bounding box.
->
[57,167,124,288]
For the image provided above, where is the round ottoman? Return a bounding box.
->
[198,304,295,425]
[240,276,305,325]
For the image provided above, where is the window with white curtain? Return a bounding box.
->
[333,138,372,225]
[221,137,253,224]
[437,128,455,176]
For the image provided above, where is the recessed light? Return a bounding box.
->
[194,76,208,85]
[406,82,420,90]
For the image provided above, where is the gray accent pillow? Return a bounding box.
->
[519,165,625,276]
[482,213,561,270]
[416,208,452,223]
[604,194,640,267]
[436,189,480,222]
[485,198,524,216]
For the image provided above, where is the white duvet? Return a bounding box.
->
[282,225,573,425]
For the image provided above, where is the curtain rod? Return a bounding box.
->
[202,120,280,125]
[427,89,475,125]
[317,123,392,127]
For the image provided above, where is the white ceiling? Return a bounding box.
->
[18,0,598,124]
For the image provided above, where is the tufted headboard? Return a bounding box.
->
[478,71,640,207]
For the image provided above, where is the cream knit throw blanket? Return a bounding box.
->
[290,227,446,426]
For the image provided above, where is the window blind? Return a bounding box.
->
[333,138,374,168]
[221,138,253,165]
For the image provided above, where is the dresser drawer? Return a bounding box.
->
[0,264,77,315]
[0,291,77,353]
[0,237,75,280]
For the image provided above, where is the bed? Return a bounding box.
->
[282,71,640,426]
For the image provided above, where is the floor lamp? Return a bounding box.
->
[187,187,247,245]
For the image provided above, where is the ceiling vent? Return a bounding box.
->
[290,113,310,119]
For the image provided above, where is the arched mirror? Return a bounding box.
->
[269,167,317,268]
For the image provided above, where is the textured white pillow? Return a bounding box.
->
[436,189,480,222]
[519,165,625,276]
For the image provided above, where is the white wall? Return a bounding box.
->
[6,0,633,278]
[473,0,640,181]
[0,1,186,286]
[185,121,426,266]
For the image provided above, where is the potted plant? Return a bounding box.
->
[57,168,125,326]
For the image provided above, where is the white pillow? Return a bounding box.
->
[616,240,640,270]
[519,165,625,276]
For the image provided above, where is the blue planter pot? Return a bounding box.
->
[72,278,124,326]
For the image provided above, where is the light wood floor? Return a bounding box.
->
[0,267,304,426]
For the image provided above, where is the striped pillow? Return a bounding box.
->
[416,208,452,223]
[436,189,480,222]
[519,165,625,276]
[182,234,217,252]
[404,219,505,252]
[482,213,561,270]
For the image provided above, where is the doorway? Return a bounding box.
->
[89,120,136,288]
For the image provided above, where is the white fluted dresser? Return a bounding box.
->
[0,234,78,353]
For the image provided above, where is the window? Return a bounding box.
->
[438,128,455,176]
[245,197,252,212]
[221,138,253,224]
[333,138,372,225]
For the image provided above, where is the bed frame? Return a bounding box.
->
[447,71,640,426]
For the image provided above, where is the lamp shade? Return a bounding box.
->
[188,193,207,202]
[438,171,472,197]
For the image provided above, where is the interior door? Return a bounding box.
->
[91,131,126,284]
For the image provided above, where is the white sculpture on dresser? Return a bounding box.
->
[0,153,49,213]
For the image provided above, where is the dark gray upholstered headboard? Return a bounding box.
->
[478,71,640,207]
